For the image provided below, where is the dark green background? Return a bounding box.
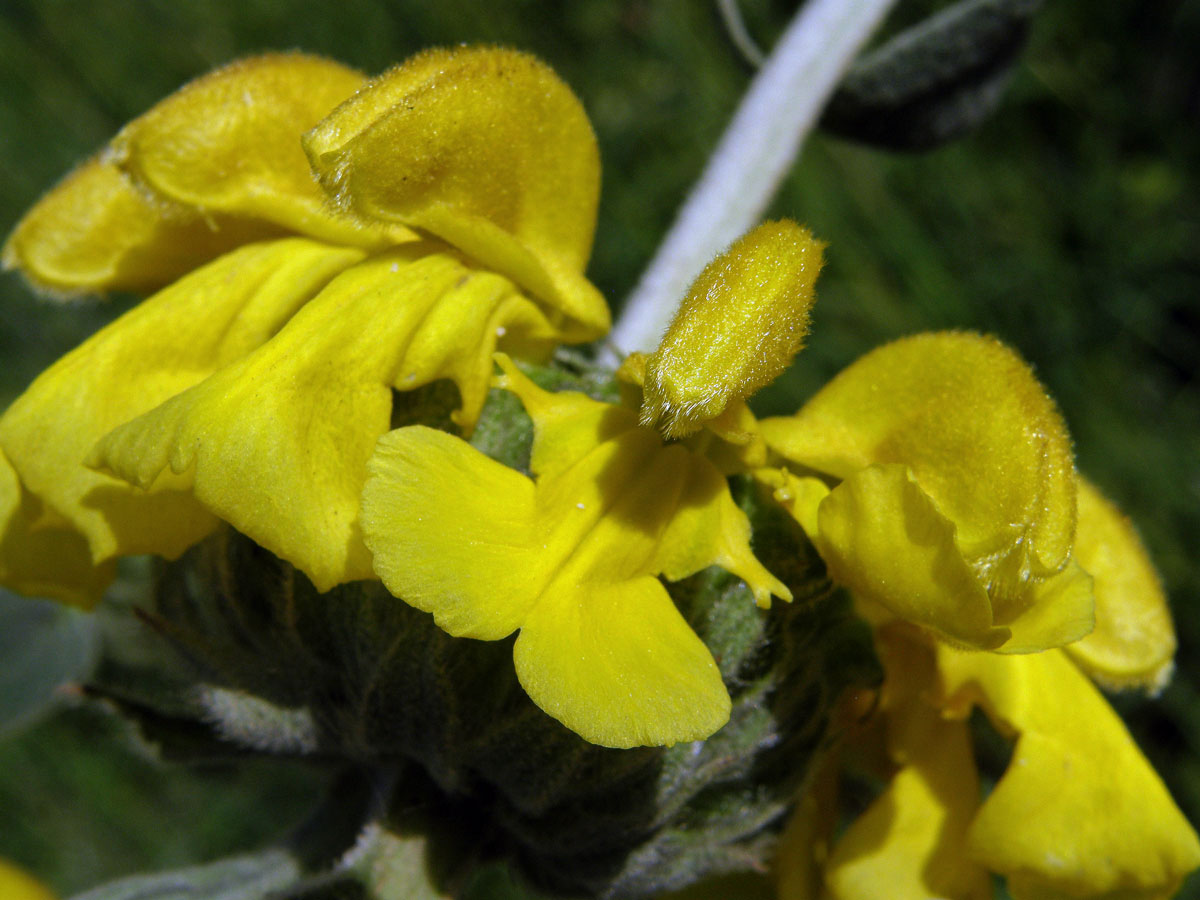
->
[1,1,1197,896]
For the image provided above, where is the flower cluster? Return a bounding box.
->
[759,332,1197,898]
[1,48,607,602]
[1,47,1197,900]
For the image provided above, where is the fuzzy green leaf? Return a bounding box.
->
[822,0,1044,150]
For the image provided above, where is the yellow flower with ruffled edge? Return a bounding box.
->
[358,221,821,748]
[760,334,1199,899]
[758,332,1094,653]
[0,48,609,605]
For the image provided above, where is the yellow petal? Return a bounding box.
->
[110,53,394,247]
[94,246,558,590]
[755,467,830,542]
[937,646,1200,899]
[814,463,1006,649]
[761,332,1077,576]
[1066,478,1176,692]
[640,221,823,438]
[496,370,788,612]
[823,718,990,900]
[0,238,362,564]
[762,332,1089,651]
[776,757,840,900]
[798,630,990,900]
[2,158,282,296]
[364,420,667,646]
[514,575,729,749]
[704,399,767,452]
[813,465,1092,652]
[399,290,558,430]
[363,418,734,746]
[653,457,791,608]
[303,46,609,339]
[1,448,113,607]
[363,425,539,640]
[0,860,57,900]
[614,350,648,390]
[504,425,753,746]
[996,559,1094,653]
[494,353,639,479]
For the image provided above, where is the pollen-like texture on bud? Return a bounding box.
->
[641,220,824,438]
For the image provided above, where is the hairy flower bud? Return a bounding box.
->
[639,221,824,439]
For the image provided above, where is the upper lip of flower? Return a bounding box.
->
[757,330,1093,654]
[0,48,611,604]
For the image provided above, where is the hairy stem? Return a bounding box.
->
[607,0,898,358]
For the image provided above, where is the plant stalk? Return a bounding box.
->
[607,0,899,358]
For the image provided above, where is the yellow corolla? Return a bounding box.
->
[0,48,609,603]
[939,642,1199,899]
[1,446,114,604]
[778,624,1200,900]
[358,222,821,748]
[759,332,1094,653]
[617,220,823,477]
[762,333,1197,899]
[777,630,990,900]
[361,354,789,749]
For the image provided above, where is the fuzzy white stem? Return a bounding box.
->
[606,0,898,359]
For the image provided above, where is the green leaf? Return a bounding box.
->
[69,848,302,900]
[822,0,1044,150]
[0,590,99,735]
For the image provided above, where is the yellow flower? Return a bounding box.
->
[938,641,1199,899]
[778,624,1200,900]
[762,334,1198,899]
[0,48,608,603]
[358,222,818,748]
[777,630,991,900]
[759,332,1094,653]
[361,353,789,749]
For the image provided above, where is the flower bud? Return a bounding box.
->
[640,221,824,438]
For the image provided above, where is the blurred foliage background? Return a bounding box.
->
[1,0,1197,896]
